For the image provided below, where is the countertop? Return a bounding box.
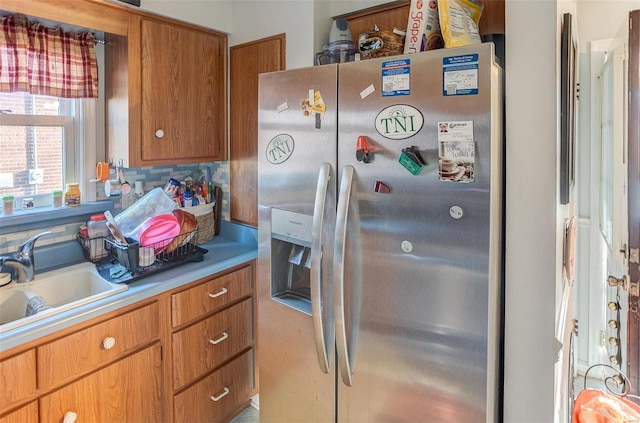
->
[0,221,258,353]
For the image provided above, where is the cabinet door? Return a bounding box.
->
[0,350,36,412]
[39,343,163,423]
[140,18,226,163]
[0,401,37,423]
[230,34,285,226]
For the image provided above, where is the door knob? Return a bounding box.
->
[608,275,629,290]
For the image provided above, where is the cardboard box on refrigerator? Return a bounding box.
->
[403,0,444,54]
[403,0,428,54]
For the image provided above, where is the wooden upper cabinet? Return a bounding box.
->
[107,13,228,168]
[229,34,286,227]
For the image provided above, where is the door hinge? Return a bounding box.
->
[630,248,639,264]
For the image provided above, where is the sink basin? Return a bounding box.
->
[0,262,128,333]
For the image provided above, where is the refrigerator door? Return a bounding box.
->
[334,44,503,422]
[257,65,338,422]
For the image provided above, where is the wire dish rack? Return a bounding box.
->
[78,229,207,284]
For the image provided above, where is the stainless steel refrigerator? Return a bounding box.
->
[257,43,503,422]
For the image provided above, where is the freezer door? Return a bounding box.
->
[257,65,338,422]
[334,43,503,422]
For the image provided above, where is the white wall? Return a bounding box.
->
[504,1,564,420]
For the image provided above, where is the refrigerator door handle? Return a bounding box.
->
[311,162,331,374]
[334,165,354,387]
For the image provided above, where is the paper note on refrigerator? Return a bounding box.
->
[438,140,475,183]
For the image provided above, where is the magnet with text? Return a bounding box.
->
[398,146,425,175]
[356,135,373,163]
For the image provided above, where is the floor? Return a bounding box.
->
[229,405,259,423]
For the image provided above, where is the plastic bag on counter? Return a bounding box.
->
[438,0,483,48]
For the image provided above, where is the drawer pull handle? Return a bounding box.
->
[209,332,229,345]
[209,287,228,298]
[102,337,116,350]
[63,411,78,423]
[210,387,230,402]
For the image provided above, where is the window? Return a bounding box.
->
[0,44,104,211]
[0,93,75,206]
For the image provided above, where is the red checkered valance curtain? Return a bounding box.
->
[0,14,98,99]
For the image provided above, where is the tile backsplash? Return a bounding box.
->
[0,162,229,254]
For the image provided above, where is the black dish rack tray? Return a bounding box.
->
[79,229,207,284]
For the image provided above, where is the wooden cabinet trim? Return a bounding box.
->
[1,0,129,36]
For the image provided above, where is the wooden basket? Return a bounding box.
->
[186,203,215,244]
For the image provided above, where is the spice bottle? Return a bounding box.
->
[2,196,14,215]
[64,183,81,207]
[52,190,63,208]
[87,213,109,261]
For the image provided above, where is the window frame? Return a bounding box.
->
[0,42,104,215]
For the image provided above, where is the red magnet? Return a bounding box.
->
[356,136,371,163]
[374,181,391,193]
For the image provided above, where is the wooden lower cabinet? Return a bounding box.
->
[0,260,255,423]
[39,343,163,423]
[174,350,252,423]
[0,401,38,423]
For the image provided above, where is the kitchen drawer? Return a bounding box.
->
[37,301,159,388]
[39,343,163,423]
[172,265,252,327]
[172,298,252,390]
[0,401,37,423]
[0,350,36,411]
[173,350,251,423]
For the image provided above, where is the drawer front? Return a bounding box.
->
[173,350,251,423]
[0,401,38,423]
[172,265,252,327]
[40,344,163,423]
[37,302,159,388]
[0,350,36,411]
[172,298,252,390]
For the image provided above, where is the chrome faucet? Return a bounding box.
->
[0,231,51,283]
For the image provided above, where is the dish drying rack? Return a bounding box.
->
[77,228,207,283]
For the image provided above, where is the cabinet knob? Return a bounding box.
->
[155,129,165,139]
[63,411,78,423]
[102,336,116,350]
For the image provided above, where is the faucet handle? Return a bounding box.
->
[18,231,52,257]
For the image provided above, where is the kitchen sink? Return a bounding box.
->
[0,262,128,333]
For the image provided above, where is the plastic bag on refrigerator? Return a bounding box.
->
[438,0,483,48]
